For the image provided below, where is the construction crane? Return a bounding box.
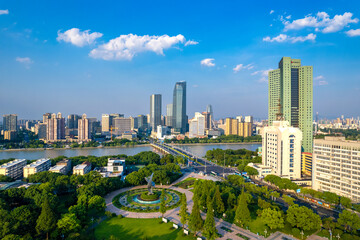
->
[110,126,118,141]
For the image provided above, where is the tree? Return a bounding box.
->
[36,196,57,240]
[179,193,188,229]
[282,195,295,206]
[244,166,259,176]
[234,189,251,227]
[213,186,225,216]
[340,197,352,208]
[189,195,203,236]
[57,213,81,235]
[159,189,166,217]
[88,195,106,216]
[203,201,217,240]
[337,210,360,233]
[261,208,284,230]
[286,205,321,231]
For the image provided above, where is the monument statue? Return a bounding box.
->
[145,173,155,194]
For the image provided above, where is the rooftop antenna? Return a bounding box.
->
[276,99,284,121]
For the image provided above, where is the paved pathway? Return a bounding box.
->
[104,175,298,240]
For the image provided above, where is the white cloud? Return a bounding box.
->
[233,63,253,73]
[89,34,187,60]
[283,12,359,33]
[263,33,316,43]
[314,75,328,86]
[270,10,274,15]
[0,9,9,15]
[346,29,360,37]
[286,15,291,19]
[15,57,33,69]
[252,69,273,83]
[57,28,103,47]
[184,40,199,46]
[200,58,215,67]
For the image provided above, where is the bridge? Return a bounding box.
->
[151,143,235,176]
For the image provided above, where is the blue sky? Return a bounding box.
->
[1,0,359,120]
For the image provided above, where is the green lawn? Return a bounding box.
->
[95,217,195,240]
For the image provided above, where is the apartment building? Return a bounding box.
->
[0,159,27,179]
[301,152,312,176]
[23,158,51,178]
[49,159,71,174]
[73,161,92,175]
[312,137,360,203]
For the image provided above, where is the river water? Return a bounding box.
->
[0,143,261,160]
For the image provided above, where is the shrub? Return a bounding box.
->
[292,228,300,236]
[140,191,160,201]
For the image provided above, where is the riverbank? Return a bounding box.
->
[0,144,151,152]
[170,142,261,146]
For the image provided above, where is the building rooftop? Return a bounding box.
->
[24,158,50,168]
[0,159,27,169]
[73,161,91,170]
[49,165,66,171]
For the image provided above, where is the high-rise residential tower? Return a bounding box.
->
[78,114,90,141]
[172,81,187,134]
[3,114,17,131]
[268,57,313,152]
[150,94,162,132]
[46,113,65,142]
[67,114,80,129]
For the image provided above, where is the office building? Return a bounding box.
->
[46,113,65,142]
[202,112,212,130]
[189,112,205,138]
[99,158,125,178]
[157,125,171,139]
[0,159,27,179]
[301,152,312,176]
[88,117,101,135]
[137,115,148,130]
[262,120,302,179]
[206,104,214,121]
[73,161,92,175]
[130,116,138,130]
[113,118,132,135]
[150,94,162,132]
[173,81,187,134]
[166,104,173,127]
[102,113,124,133]
[3,114,17,131]
[102,114,110,132]
[312,137,360,203]
[268,57,313,153]
[23,158,51,178]
[67,114,80,129]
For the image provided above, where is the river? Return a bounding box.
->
[0,143,261,160]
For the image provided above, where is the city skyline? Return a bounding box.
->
[1,1,360,119]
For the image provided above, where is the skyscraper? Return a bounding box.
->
[3,114,17,131]
[166,104,173,127]
[189,112,205,138]
[150,94,162,132]
[78,114,90,141]
[206,104,213,121]
[268,57,313,152]
[67,114,80,129]
[172,81,186,134]
[102,113,124,132]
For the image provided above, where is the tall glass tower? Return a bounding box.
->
[268,57,313,153]
[150,94,162,131]
[172,81,187,134]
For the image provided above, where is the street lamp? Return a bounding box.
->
[329,229,332,240]
[336,234,340,240]
[264,229,267,237]
[300,230,304,240]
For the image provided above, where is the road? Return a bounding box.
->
[153,142,339,219]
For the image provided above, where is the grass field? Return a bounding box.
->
[95,217,195,240]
